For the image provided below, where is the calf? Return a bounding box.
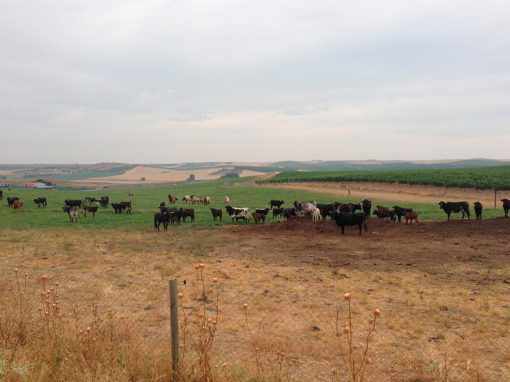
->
[502,199,510,217]
[12,199,24,211]
[283,208,296,220]
[224,196,231,204]
[272,207,285,219]
[270,200,284,209]
[99,196,109,208]
[333,212,368,235]
[33,197,47,208]
[253,212,266,224]
[438,201,470,220]
[65,199,83,208]
[210,208,223,222]
[154,212,170,231]
[63,206,79,223]
[7,196,19,208]
[474,202,483,220]
[404,211,418,224]
[255,208,270,216]
[179,208,195,223]
[372,206,396,221]
[361,199,371,216]
[393,206,413,223]
[311,207,322,222]
[83,205,99,218]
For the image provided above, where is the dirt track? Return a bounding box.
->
[264,181,510,206]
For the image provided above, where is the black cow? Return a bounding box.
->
[83,205,99,218]
[283,208,296,220]
[317,203,335,219]
[255,208,270,216]
[210,208,222,222]
[438,201,470,220]
[270,200,285,209]
[333,212,368,235]
[0,190,3,200]
[99,196,109,208]
[335,202,361,213]
[392,206,414,223]
[272,207,285,219]
[179,208,195,223]
[33,197,47,208]
[502,199,510,217]
[361,199,371,216]
[65,199,83,208]
[154,212,170,231]
[7,196,19,208]
[473,202,483,220]
[112,201,132,214]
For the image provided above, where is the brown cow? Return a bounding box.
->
[12,199,24,211]
[404,211,418,224]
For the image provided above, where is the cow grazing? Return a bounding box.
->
[333,212,368,235]
[179,208,195,223]
[474,202,483,220]
[404,211,418,224]
[270,200,284,209]
[272,207,285,219]
[392,206,414,223]
[154,212,170,231]
[210,208,222,222]
[361,199,371,216]
[7,196,19,208]
[168,194,177,204]
[283,208,296,220]
[225,206,251,222]
[65,199,83,208]
[33,197,47,208]
[502,199,510,217]
[438,201,470,221]
[63,206,79,222]
[253,212,266,224]
[12,199,24,211]
[83,205,99,218]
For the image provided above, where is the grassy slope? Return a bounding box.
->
[265,166,510,190]
[0,177,506,230]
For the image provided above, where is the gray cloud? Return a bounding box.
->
[1,0,509,162]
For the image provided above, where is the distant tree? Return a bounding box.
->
[188,174,196,181]
[140,177,146,181]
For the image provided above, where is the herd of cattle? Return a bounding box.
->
[1,189,510,234]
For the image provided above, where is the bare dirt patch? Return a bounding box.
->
[265,181,509,205]
[1,218,509,381]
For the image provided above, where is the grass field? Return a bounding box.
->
[263,166,510,190]
[0,177,507,230]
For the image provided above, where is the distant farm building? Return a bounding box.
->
[25,179,57,189]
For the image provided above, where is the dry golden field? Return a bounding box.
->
[1,218,509,381]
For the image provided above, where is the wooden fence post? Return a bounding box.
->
[169,279,179,382]
[494,189,497,209]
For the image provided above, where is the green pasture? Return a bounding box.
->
[0,177,506,230]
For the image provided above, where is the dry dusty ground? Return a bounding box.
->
[1,218,509,381]
[70,166,268,185]
[265,181,510,206]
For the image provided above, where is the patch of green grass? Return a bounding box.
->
[0,176,505,230]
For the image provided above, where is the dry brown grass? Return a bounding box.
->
[0,218,509,381]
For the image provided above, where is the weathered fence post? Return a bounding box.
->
[169,279,179,382]
[494,189,497,209]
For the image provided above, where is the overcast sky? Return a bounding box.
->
[1,0,509,163]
